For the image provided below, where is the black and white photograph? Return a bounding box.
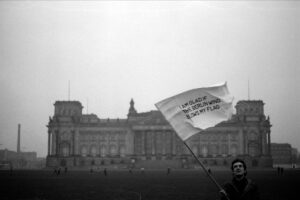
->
[0,1,299,200]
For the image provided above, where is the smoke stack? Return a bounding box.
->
[17,124,21,153]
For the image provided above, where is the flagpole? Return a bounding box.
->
[183,141,230,200]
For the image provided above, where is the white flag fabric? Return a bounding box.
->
[155,82,234,141]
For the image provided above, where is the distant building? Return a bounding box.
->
[0,149,38,168]
[271,143,293,164]
[46,99,272,168]
[291,148,298,164]
[0,122,42,169]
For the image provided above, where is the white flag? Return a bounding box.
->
[155,82,234,141]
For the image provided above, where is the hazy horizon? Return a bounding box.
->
[0,1,299,157]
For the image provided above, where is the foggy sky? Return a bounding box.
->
[0,1,299,157]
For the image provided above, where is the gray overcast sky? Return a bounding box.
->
[0,1,299,157]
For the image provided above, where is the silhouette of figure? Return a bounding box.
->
[57,167,61,176]
[167,167,171,175]
[9,164,13,176]
[277,166,280,175]
[104,168,107,176]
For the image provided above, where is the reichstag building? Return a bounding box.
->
[46,99,273,168]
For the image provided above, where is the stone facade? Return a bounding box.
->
[46,99,273,168]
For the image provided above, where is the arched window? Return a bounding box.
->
[249,132,258,141]
[192,146,198,155]
[176,144,183,155]
[201,146,208,157]
[62,147,69,157]
[100,146,107,157]
[120,146,126,157]
[210,144,219,157]
[80,146,88,157]
[60,142,70,157]
[248,142,259,157]
[60,132,70,141]
[230,144,238,156]
[221,144,228,156]
[90,146,97,157]
[110,145,117,156]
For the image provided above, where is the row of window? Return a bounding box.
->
[79,133,126,141]
[59,144,126,157]
[134,143,240,157]
[191,144,239,156]
[191,134,239,141]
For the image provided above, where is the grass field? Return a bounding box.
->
[1,168,299,200]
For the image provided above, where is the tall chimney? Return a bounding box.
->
[17,124,21,153]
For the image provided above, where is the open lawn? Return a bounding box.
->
[1,168,299,200]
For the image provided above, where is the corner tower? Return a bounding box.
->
[235,100,272,167]
[54,101,83,117]
[235,100,266,122]
[46,101,83,167]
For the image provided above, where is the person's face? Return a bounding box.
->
[232,162,246,178]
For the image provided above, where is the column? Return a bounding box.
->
[259,131,262,155]
[72,129,75,156]
[171,131,174,155]
[267,130,271,155]
[171,131,176,156]
[132,131,136,155]
[149,131,153,155]
[74,130,79,155]
[56,130,59,155]
[142,131,146,155]
[227,133,231,156]
[152,131,156,155]
[261,131,266,155]
[51,131,56,155]
[162,131,166,155]
[243,129,247,155]
[47,130,51,156]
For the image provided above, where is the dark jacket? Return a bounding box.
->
[221,178,259,200]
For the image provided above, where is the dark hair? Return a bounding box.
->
[231,158,247,171]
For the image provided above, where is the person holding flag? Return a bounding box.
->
[155,82,234,200]
[220,158,260,200]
